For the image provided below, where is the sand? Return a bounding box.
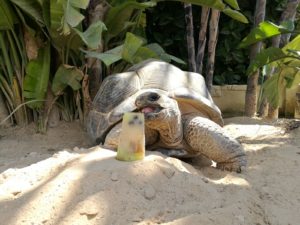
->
[0,117,299,225]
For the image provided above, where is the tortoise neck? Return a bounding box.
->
[146,111,183,147]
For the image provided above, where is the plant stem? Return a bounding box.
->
[0,32,14,84]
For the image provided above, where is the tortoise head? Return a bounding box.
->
[135,91,181,128]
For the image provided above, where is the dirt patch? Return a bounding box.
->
[0,117,300,225]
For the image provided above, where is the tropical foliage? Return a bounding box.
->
[0,0,248,130]
[240,20,300,108]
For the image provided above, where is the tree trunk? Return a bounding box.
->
[184,3,196,72]
[280,0,300,46]
[206,9,220,93]
[196,7,210,74]
[87,0,108,99]
[245,0,266,117]
[265,0,300,119]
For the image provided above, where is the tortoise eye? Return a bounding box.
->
[148,92,160,102]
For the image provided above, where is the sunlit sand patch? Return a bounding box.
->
[209,174,250,187]
[225,124,284,139]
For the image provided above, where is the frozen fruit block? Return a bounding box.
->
[116,112,145,161]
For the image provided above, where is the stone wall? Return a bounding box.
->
[212,85,298,118]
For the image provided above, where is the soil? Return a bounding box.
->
[0,117,300,225]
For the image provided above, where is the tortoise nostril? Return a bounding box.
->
[148,93,160,102]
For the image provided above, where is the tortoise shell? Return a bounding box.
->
[87,60,223,143]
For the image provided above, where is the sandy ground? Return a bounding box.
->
[0,117,300,225]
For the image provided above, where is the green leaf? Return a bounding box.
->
[146,43,186,64]
[49,0,84,50]
[9,0,44,25]
[222,7,248,23]
[283,35,300,51]
[105,0,156,41]
[74,21,107,49]
[289,70,300,88]
[154,0,225,10]
[52,64,84,95]
[83,45,123,66]
[280,20,294,32]
[23,43,50,109]
[60,0,89,35]
[0,0,18,30]
[224,0,239,9]
[42,0,50,28]
[239,21,293,48]
[132,46,158,64]
[50,0,63,31]
[262,71,285,108]
[283,67,300,88]
[122,32,145,63]
[247,47,288,75]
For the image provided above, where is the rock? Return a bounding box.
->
[73,146,80,152]
[157,162,175,179]
[29,152,38,156]
[11,190,22,196]
[111,172,119,181]
[202,177,209,183]
[234,215,245,224]
[79,204,98,217]
[144,185,156,200]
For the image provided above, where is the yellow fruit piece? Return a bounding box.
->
[116,112,145,161]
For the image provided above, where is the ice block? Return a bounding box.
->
[116,112,145,161]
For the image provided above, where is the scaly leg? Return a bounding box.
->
[183,115,247,172]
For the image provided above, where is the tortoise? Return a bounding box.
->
[87,60,246,172]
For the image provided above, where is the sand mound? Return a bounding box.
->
[0,118,300,225]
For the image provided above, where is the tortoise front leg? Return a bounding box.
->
[183,115,247,172]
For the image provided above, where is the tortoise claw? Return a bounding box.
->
[216,162,246,173]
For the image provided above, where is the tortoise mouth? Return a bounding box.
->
[138,105,163,114]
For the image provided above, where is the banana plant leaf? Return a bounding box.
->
[83,45,123,67]
[239,21,295,48]
[155,0,225,10]
[122,32,145,63]
[74,21,107,49]
[104,0,157,42]
[262,70,286,107]
[59,0,89,35]
[9,0,44,25]
[0,0,18,30]
[222,7,248,23]
[52,64,84,95]
[224,0,239,10]
[145,43,186,64]
[84,32,185,67]
[23,43,50,109]
[156,0,247,22]
[49,0,84,51]
[246,35,300,75]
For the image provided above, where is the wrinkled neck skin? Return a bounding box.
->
[145,106,183,147]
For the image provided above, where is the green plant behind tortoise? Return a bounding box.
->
[87,60,246,172]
